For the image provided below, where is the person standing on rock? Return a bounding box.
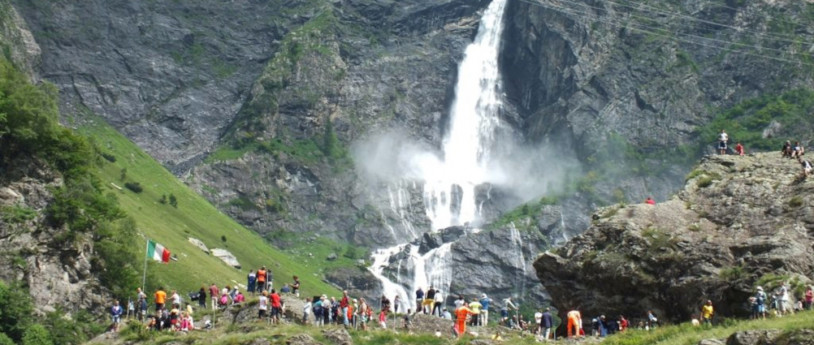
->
[804,286,813,310]
[197,286,206,309]
[501,297,518,326]
[700,300,714,326]
[454,298,473,338]
[154,287,167,312]
[424,286,436,314]
[479,294,491,326]
[258,291,269,319]
[468,298,482,326]
[270,289,282,325]
[256,267,267,293]
[247,270,256,295]
[566,309,582,338]
[415,287,424,312]
[266,269,274,292]
[434,290,444,317]
[302,297,312,324]
[291,275,300,297]
[718,129,728,155]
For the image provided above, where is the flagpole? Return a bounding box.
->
[142,238,149,293]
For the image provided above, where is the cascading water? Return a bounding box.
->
[368,0,508,312]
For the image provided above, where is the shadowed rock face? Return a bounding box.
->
[536,153,814,322]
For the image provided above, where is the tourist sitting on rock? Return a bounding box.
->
[801,160,812,178]
[735,142,745,156]
[281,284,291,294]
[793,141,805,160]
[646,197,656,205]
[782,141,793,158]
[442,308,452,320]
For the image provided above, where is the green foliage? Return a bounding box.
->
[22,324,52,345]
[0,281,33,342]
[124,181,143,193]
[168,193,177,208]
[696,89,814,153]
[42,308,104,345]
[0,205,36,223]
[720,265,746,281]
[488,196,558,232]
[0,333,14,345]
[342,246,368,260]
[93,217,140,298]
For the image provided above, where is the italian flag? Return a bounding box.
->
[147,240,171,263]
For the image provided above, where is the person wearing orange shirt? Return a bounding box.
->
[566,309,582,338]
[154,287,167,311]
[454,299,473,337]
[257,266,267,292]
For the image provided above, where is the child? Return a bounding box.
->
[378,309,387,329]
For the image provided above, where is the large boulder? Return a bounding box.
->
[536,154,814,322]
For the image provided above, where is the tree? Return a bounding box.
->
[0,281,33,342]
[22,324,52,345]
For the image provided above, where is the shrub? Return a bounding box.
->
[100,152,116,162]
[789,196,804,208]
[0,281,33,342]
[124,182,143,193]
[169,194,177,208]
[0,333,14,345]
[22,324,52,345]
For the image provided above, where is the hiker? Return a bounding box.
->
[479,294,491,325]
[197,286,207,309]
[234,290,245,304]
[280,284,291,294]
[322,295,332,324]
[454,298,473,337]
[381,294,391,313]
[647,310,658,329]
[340,290,350,327]
[646,197,656,205]
[501,297,518,326]
[258,291,269,319]
[424,287,436,314]
[735,142,745,156]
[137,287,148,321]
[619,315,629,332]
[257,267,267,293]
[801,160,812,178]
[700,300,714,326]
[359,298,369,330]
[782,141,793,158]
[155,287,167,311]
[403,309,412,331]
[718,129,728,155]
[566,309,582,338]
[270,289,282,324]
[805,286,813,310]
[442,308,452,320]
[171,290,181,307]
[793,141,805,160]
[378,309,388,329]
[265,268,274,291]
[247,270,256,294]
[110,300,123,332]
[468,297,482,326]
[542,307,553,340]
[303,297,312,324]
[209,283,219,310]
[433,290,444,317]
[393,295,400,314]
[291,276,300,297]
[415,287,424,312]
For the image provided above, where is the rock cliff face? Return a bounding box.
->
[535,153,814,321]
[0,159,109,316]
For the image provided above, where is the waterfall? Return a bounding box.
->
[368,0,508,308]
[423,0,508,231]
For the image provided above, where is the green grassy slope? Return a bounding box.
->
[77,118,341,298]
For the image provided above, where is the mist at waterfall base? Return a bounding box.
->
[352,129,579,217]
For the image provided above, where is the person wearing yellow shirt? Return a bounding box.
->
[468,299,482,326]
[701,300,714,326]
[154,287,167,311]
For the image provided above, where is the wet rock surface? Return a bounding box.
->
[537,153,814,322]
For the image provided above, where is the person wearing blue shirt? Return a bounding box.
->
[542,307,554,340]
[479,294,492,326]
[110,300,123,332]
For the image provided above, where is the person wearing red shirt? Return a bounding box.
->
[339,290,350,327]
[270,289,282,324]
[645,197,656,205]
[735,142,745,156]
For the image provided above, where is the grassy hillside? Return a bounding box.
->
[77,117,344,298]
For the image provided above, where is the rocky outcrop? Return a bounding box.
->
[0,158,109,316]
[536,153,814,321]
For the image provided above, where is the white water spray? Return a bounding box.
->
[369,0,508,307]
[422,0,508,231]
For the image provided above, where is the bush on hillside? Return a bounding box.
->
[0,281,33,342]
[124,182,143,193]
[22,324,52,345]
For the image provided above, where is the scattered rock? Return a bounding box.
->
[327,253,338,261]
[726,330,781,345]
[211,248,241,269]
[188,237,210,255]
[287,334,320,345]
[322,327,352,345]
[698,339,725,345]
